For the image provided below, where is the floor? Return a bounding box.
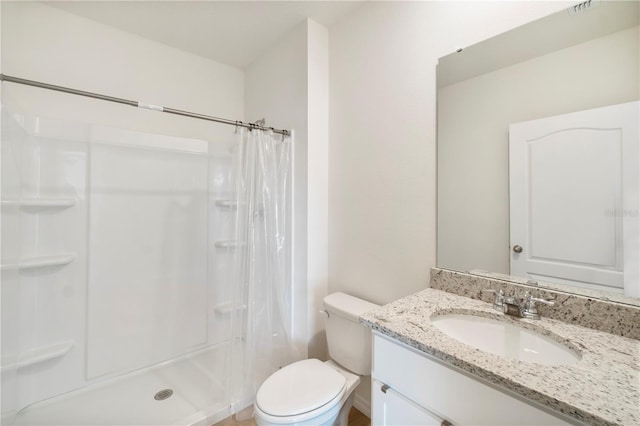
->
[214,407,371,426]
[347,408,371,426]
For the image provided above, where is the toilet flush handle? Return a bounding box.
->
[320,309,329,318]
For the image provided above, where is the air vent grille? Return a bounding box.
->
[568,0,600,16]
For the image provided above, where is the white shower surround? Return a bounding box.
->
[0,105,245,423]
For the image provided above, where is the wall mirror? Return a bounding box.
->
[436,0,640,306]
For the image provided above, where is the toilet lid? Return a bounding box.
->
[256,359,346,417]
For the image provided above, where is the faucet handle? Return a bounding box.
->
[522,294,555,319]
[526,293,555,306]
[530,297,555,306]
[482,288,505,311]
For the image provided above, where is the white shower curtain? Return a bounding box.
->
[229,127,298,412]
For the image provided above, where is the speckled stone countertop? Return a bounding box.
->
[361,288,640,426]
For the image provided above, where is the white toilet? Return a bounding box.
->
[254,292,379,426]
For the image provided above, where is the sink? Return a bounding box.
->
[430,313,581,366]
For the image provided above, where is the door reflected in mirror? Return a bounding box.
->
[436,0,639,305]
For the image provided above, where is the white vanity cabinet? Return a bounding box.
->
[373,378,446,425]
[371,333,575,426]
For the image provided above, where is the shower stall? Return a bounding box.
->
[0,74,298,425]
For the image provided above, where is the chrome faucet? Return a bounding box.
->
[484,289,554,320]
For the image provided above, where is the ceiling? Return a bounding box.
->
[48,1,364,69]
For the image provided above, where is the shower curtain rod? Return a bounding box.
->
[0,73,290,136]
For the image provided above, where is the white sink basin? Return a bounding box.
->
[430,313,581,366]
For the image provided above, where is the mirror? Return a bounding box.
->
[437,0,640,306]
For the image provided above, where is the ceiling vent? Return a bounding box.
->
[568,0,600,16]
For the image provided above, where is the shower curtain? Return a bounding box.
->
[228,127,299,413]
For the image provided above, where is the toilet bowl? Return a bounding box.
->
[253,293,379,426]
[254,360,359,426]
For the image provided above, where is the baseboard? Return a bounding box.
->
[352,392,371,419]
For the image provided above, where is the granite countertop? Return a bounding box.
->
[360,288,640,426]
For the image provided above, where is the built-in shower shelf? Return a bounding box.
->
[214,199,239,209]
[2,341,74,372]
[214,241,245,249]
[18,341,75,370]
[213,302,247,315]
[1,198,76,209]
[1,253,76,271]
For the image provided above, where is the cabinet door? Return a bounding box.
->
[373,334,574,425]
[372,379,446,426]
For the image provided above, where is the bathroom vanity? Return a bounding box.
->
[362,285,640,426]
[372,333,572,425]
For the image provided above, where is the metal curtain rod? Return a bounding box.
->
[0,74,290,136]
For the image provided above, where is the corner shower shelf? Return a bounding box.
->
[214,200,239,209]
[1,253,76,271]
[213,302,247,315]
[1,198,76,209]
[1,341,74,372]
[214,241,245,249]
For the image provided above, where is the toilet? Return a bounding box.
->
[254,292,379,426]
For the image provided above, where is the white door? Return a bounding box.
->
[509,101,639,295]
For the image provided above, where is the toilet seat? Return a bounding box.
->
[256,359,346,418]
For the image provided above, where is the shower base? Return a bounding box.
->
[11,345,233,426]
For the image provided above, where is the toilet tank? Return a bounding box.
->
[324,292,380,375]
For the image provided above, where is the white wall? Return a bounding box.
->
[245,19,329,360]
[328,1,570,306]
[306,20,330,361]
[1,1,243,142]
